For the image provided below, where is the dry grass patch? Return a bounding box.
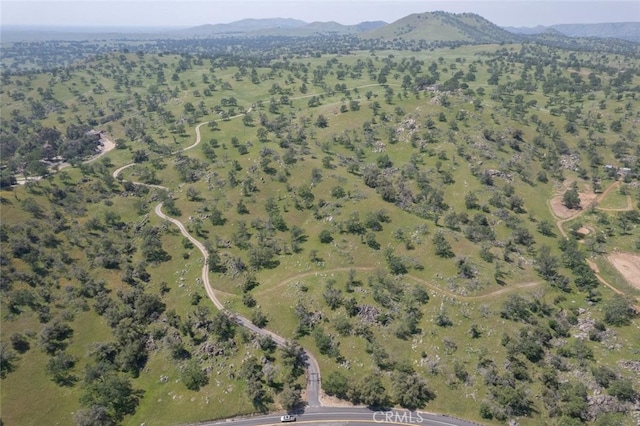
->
[607,252,640,290]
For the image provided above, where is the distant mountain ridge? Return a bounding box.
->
[175,17,386,37]
[356,21,388,32]
[3,13,637,46]
[177,14,639,44]
[175,12,521,42]
[359,11,520,43]
[178,18,308,36]
[505,22,640,43]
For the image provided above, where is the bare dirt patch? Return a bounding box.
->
[577,227,591,236]
[550,192,597,219]
[319,392,357,407]
[607,253,640,290]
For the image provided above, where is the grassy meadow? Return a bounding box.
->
[1,43,639,426]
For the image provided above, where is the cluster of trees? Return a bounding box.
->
[2,26,639,426]
[323,363,434,410]
[1,123,102,179]
[235,339,306,410]
[466,290,638,422]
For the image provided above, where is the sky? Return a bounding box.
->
[2,0,639,28]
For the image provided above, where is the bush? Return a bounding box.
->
[433,232,454,258]
[181,359,209,391]
[242,293,256,307]
[392,370,434,410]
[479,402,493,419]
[250,309,268,328]
[0,343,17,378]
[608,378,636,401]
[323,371,349,399]
[313,328,336,357]
[46,351,77,386]
[351,373,390,408]
[592,365,617,388]
[39,321,73,354]
[603,295,634,326]
[318,229,333,244]
[10,333,30,353]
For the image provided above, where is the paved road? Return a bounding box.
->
[194,407,479,426]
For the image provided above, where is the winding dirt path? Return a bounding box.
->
[585,258,640,311]
[596,186,633,212]
[585,259,625,296]
[408,276,541,301]
[155,203,223,310]
[111,109,324,407]
[115,82,633,409]
[153,200,323,405]
[547,181,639,310]
[552,181,623,238]
[85,134,116,164]
[257,266,542,301]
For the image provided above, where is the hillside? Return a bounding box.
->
[2,38,640,426]
[355,21,387,32]
[360,11,520,43]
[3,13,637,53]
[183,19,385,37]
[505,22,640,43]
[256,21,361,36]
[175,18,308,36]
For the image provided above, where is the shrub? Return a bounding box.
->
[323,371,349,399]
[608,378,636,401]
[318,229,333,244]
[603,295,634,326]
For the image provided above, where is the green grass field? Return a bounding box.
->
[1,43,639,426]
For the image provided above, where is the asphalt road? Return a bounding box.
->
[195,407,480,426]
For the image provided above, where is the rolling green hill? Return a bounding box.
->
[1,18,639,426]
[256,21,361,36]
[176,18,308,36]
[360,11,521,43]
[505,22,640,43]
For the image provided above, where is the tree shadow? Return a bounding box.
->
[251,394,273,412]
[262,259,281,270]
[55,373,79,387]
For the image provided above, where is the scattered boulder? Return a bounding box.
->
[357,304,380,324]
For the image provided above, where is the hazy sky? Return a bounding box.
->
[2,0,639,28]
